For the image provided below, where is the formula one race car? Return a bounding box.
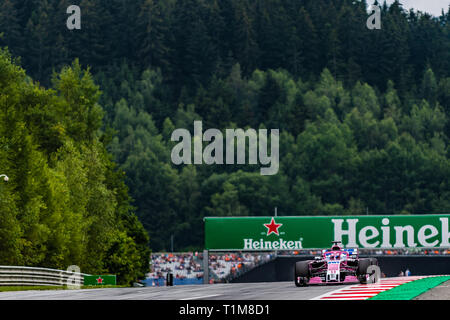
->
[294,241,378,286]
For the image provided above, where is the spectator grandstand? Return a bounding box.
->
[209,252,274,282]
[144,248,450,285]
[145,252,274,285]
[147,252,204,283]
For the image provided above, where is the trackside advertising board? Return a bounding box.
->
[204,215,450,251]
[84,275,117,286]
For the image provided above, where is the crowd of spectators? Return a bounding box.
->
[148,252,204,281]
[209,252,274,282]
[147,252,275,283]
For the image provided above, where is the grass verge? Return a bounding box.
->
[0,285,126,292]
[0,286,65,292]
[369,276,450,300]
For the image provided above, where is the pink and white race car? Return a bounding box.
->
[294,241,378,286]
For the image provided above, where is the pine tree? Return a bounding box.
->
[421,68,438,106]
[136,0,169,70]
[0,0,22,52]
[232,0,259,76]
[296,7,319,77]
[24,0,53,81]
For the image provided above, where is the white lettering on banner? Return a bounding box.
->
[279,239,287,249]
[418,225,439,247]
[243,238,302,250]
[359,226,379,248]
[440,218,450,247]
[287,241,294,249]
[332,219,359,247]
[332,217,450,249]
[394,225,417,248]
[244,239,253,250]
[381,218,392,248]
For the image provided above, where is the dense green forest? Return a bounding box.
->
[1,0,450,254]
[0,50,150,283]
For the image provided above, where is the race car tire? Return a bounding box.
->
[294,261,310,287]
[358,258,378,284]
[357,258,371,275]
[294,275,308,287]
[358,275,367,284]
[295,276,301,287]
[295,261,310,278]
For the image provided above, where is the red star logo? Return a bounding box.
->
[264,217,282,236]
[96,277,103,284]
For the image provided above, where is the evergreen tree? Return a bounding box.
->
[137,0,169,70]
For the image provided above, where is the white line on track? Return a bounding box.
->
[310,284,356,300]
[180,294,221,300]
[310,277,427,300]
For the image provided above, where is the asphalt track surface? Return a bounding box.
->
[0,282,349,300]
[415,279,450,300]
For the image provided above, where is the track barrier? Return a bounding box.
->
[0,266,87,287]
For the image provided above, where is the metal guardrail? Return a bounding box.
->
[0,266,88,286]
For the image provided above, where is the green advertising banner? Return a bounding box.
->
[204,215,450,250]
[84,275,117,286]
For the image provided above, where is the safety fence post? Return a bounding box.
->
[203,250,209,284]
